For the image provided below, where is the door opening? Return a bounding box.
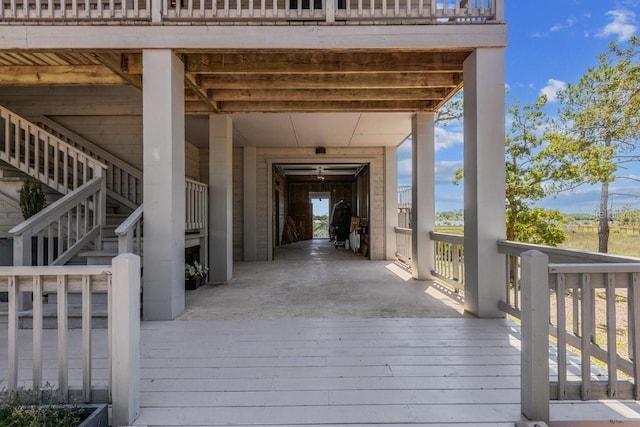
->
[310,193,330,239]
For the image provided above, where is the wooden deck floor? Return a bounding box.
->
[3,317,640,425]
[136,318,525,426]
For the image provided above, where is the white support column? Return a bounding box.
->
[142,49,185,320]
[209,115,233,282]
[243,146,257,261]
[411,113,435,280]
[385,146,398,260]
[463,47,506,317]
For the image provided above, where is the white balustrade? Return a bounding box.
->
[10,176,107,267]
[0,0,499,22]
[0,106,107,197]
[0,254,141,425]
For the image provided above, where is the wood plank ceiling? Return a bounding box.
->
[0,49,469,113]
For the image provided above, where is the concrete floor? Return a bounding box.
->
[180,239,467,320]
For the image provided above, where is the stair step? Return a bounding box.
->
[79,250,118,265]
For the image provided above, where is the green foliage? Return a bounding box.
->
[552,37,640,252]
[512,208,566,246]
[612,206,640,226]
[0,387,83,427]
[18,179,46,220]
[436,209,464,223]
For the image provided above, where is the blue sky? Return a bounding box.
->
[398,1,640,214]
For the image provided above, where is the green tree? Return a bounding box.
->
[455,96,579,245]
[553,37,640,252]
[503,95,581,245]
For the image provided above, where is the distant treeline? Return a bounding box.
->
[435,208,640,226]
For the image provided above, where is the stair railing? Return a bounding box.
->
[113,178,209,257]
[9,174,107,267]
[0,106,107,196]
[34,116,143,210]
[115,204,143,256]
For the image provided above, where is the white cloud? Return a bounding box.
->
[540,79,567,103]
[550,16,577,32]
[435,160,463,184]
[596,9,638,42]
[435,126,464,151]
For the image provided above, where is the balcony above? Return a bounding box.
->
[0,0,502,24]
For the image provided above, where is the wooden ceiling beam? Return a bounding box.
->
[217,100,438,112]
[184,72,219,113]
[0,65,126,85]
[207,88,448,101]
[123,51,468,74]
[91,52,143,90]
[200,72,461,89]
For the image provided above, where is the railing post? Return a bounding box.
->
[13,232,33,311]
[520,249,549,423]
[152,0,163,22]
[111,253,141,426]
[325,0,335,22]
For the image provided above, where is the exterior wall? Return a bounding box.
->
[185,142,201,181]
[232,147,244,261]
[255,147,385,261]
[0,192,22,239]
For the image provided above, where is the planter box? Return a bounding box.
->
[77,404,109,427]
[0,403,107,427]
[185,275,207,290]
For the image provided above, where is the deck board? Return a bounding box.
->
[3,316,640,425]
[134,318,528,426]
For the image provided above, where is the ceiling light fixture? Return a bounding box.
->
[317,167,325,180]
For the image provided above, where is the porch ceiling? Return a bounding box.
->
[0,48,467,147]
[0,48,468,113]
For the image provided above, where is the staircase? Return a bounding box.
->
[0,104,143,267]
[1,103,208,327]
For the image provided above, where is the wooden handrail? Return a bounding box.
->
[9,177,103,236]
[115,204,144,237]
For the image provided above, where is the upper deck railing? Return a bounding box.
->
[0,0,500,23]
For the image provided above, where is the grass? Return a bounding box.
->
[559,229,640,258]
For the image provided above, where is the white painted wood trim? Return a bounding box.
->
[0,24,506,50]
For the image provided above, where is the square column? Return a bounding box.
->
[411,113,435,280]
[384,146,398,260]
[209,115,233,282]
[243,146,257,261]
[142,49,185,320]
[463,48,506,318]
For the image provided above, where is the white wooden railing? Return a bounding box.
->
[0,254,140,425]
[9,176,106,267]
[115,204,143,255]
[431,231,464,293]
[36,117,143,211]
[185,178,208,232]
[0,0,151,20]
[0,0,499,22]
[517,251,640,422]
[0,106,107,197]
[113,178,208,256]
[394,226,412,265]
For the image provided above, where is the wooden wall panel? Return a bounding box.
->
[232,147,244,261]
[185,141,200,181]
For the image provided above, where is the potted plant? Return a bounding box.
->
[19,178,46,219]
[185,261,209,290]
